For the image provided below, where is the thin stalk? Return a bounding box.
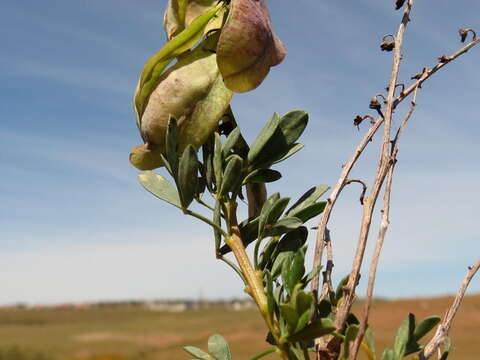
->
[218,256,246,284]
[196,197,216,212]
[253,236,265,269]
[250,348,277,360]
[184,209,228,237]
[225,201,290,360]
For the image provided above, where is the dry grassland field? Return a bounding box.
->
[0,295,478,360]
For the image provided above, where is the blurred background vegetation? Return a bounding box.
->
[0,295,478,360]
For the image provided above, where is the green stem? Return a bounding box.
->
[250,348,277,360]
[184,209,228,237]
[225,229,268,315]
[224,202,290,360]
[253,236,265,269]
[196,197,216,212]
[218,256,246,284]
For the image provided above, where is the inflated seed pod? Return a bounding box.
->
[130,42,233,170]
[216,0,286,93]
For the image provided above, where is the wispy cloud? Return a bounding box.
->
[4,60,134,97]
[0,129,134,185]
[0,231,243,305]
[1,1,479,304]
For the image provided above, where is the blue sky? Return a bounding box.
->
[1,0,479,304]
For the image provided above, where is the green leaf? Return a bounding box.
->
[295,307,313,333]
[222,127,241,158]
[365,329,377,360]
[183,346,212,360]
[196,175,206,198]
[439,337,452,360]
[394,314,415,360]
[271,251,290,280]
[202,135,215,193]
[265,270,275,320]
[295,290,314,315]
[267,197,290,222]
[282,250,305,294]
[218,216,259,255]
[239,216,260,247]
[219,155,243,196]
[287,185,330,217]
[248,111,309,168]
[303,264,322,285]
[281,253,295,293]
[347,312,360,326]
[248,113,281,165]
[266,217,303,237]
[265,332,276,346]
[317,299,332,318]
[291,202,327,223]
[213,133,223,191]
[278,111,309,145]
[335,275,349,304]
[208,334,232,360]
[343,324,360,359]
[257,193,281,239]
[165,116,179,177]
[380,349,394,360]
[287,318,335,342]
[138,171,182,209]
[405,315,440,356]
[243,169,282,184]
[276,226,309,253]
[258,237,279,270]
[178,145,199,208]
[273,143,304,164]
[260,197,290,238]
[294,290,314,333]
[280,303,299,332]
[404,342,421,357]
[214,199,222,254]
[268,227,308,279]
[413,316,441,341]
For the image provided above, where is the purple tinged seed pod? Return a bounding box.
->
[216,0,286,93]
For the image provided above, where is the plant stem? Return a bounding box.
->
[226,228,269,318]
[224,201,289,360]
[250,348,277,360]
[184,209,228,237]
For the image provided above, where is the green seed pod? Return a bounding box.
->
[217,0,286,93]
[130,42,233,170]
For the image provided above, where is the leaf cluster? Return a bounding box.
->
[136,110,445,360]
[380,314,444,360]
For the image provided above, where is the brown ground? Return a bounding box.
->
[0,295,477,360]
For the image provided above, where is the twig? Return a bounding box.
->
[333,0,415,338]
[311,37,479,300]
[319,229,334,300]
[349,87,419,360]
[394,37,480,108]
[344,179,368,205]
[312,117,383,297]
[420,259,480,359]
[312,25,478,360]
